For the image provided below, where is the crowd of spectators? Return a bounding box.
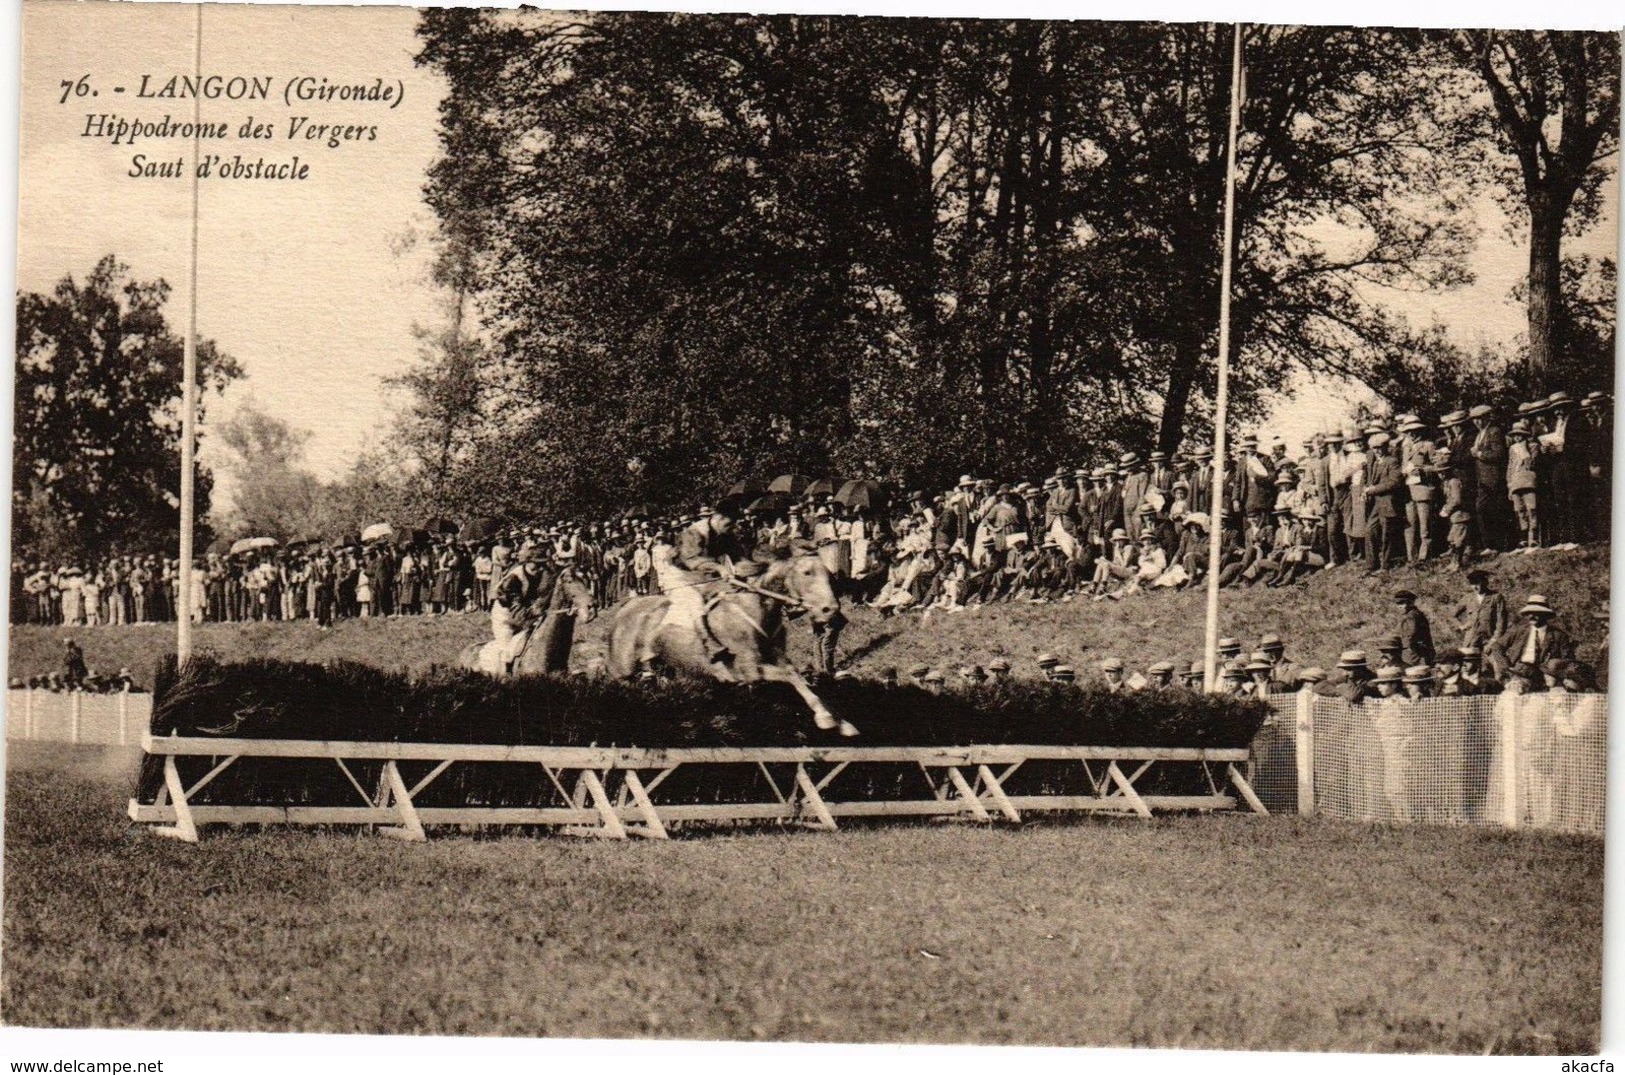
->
[11,391,1610,695]
[882,575,1606,699]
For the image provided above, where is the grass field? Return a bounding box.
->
[6,543,1610,688]
[1,743,1602,1052]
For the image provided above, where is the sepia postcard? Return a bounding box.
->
[3,0,1619,1070]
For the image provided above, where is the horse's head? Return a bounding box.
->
[550,566,598,623]
[767,551,839,626]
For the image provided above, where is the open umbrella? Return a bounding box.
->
[229,536,279,556]
[834,479,887,511]
[361,522,395,544]
[424,516,459,535]
[768,473,814,495]
[726,478,766,499]
[805,477,838,498]
[747,493,793,515]
[458,516,503,543]
[622,503,658,520]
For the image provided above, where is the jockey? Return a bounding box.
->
[491,544,554,675]
[662,503,749,665]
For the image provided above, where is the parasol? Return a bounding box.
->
[834,479,887,511]
[622,503,658,520]
[726,478,766,499]
[361,522,395,544]
[805,477,838,498]
[768,473,814,495]
[747,493,793,515]
[458,516,503,543]
[228,536,279,556]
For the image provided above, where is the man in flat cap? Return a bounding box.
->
[1394,590,1434,666]
[1453,568,1508,651]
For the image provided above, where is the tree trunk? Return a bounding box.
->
[1525,189,1564,384]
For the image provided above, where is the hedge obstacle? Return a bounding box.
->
[128,655,1272,841]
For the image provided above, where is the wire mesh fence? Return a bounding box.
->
[1250,689,1605,837]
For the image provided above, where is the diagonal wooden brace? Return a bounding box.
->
[621,770,668,839]
[1107,761,1154,819]
[1227,763,1269,815]
[976,764,1022,823]
[561,769,627,839]
[793,764,838,830]
[378,760,427,841]
[153,756,199,843]
[945,766,992,821]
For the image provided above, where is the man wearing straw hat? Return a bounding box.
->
[1488,594,1572,678]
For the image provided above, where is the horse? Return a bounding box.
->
[459,569,597,678]
[605,552,858,736]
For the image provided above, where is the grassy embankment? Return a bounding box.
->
[8,544,1609,688]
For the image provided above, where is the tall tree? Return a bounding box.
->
[1446,30,1620,380]
[13,255,240,561]
[413,14,1489,507]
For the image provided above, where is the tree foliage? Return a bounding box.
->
[409,14,1603,518]
[13,255,241,561]
[1443,30,1620,378]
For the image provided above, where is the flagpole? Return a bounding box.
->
[1202,22,1244,692]
[178,3,202,661]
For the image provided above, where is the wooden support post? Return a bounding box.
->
[1295,689,1315,816]
[118,691,130,746]
[621,770,668,839]
[1500,694,1521,829]
[1107,761,1153,819]
[378,761,426,842]
[945,766,991,821]
[153,756,199,843]
[793,764,837,830]
[1227,763,1269,815]
[70,691,82,744]
[976,764,1021,823]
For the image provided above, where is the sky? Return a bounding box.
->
[15,2,1620,506]
[17,1,446,500]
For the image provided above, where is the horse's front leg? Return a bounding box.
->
[758,663,858,737]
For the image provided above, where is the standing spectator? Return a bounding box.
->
[1456,568,1501,652]
[1506,420,1541,550]
[63,638,88,687]
[1469,404,1510,551]
[1362,432,1403,573]
[1395,589,1435,666]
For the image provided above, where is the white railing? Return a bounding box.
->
[6,688,152,746]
